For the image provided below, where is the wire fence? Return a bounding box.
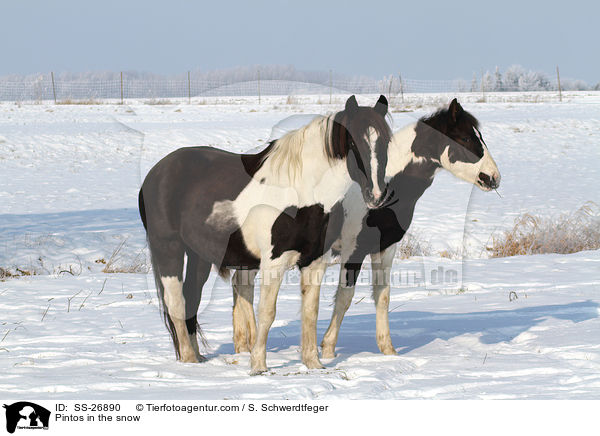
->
[0,72,564,103]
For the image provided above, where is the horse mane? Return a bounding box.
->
[262,115,328,181]
[262,106,391,183]
[420,105,479,133]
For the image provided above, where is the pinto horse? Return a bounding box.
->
[231,98,501,359]
[139,95,392,374]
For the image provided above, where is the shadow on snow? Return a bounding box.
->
[215,300,599,360]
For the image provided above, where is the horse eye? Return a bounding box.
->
[463,137,471,142]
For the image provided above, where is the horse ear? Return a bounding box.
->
[345,95,359,114]
[374,95,388,116]
[449,98,463,123]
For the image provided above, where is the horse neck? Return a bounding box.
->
[300,116,352,208]
[261,116,352,209]
[387,122,439,181]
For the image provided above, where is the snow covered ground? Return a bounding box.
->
[1,92,599,399]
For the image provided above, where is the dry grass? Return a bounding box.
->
[0,266,37,281]
[0,267,14,280]
[489,203,600,258]
[438,248,462,259]
[395,232,431,259]
[101,240,148,273]
[56,98,102,105]
[144,98,174,105]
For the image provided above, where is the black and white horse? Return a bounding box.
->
[139,95,392,374]
[231,98,500,359]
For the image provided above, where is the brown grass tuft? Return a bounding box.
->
[0,266,37,281]
[144,98,174,105]
[395,232,431,259]
[489,203,600,258]
[57,98,102,105]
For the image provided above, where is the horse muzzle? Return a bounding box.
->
[365,185,394,209]
[478,172,501,190]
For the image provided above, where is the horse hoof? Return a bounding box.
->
[249,367,268,376]
[180,355,200,363]
[321,348,336,359]
[305,361,325,370]
[381,347,397,356]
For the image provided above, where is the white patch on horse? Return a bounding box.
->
[238,202,286,258]
[160,275,199,362]
[206,200,237,231]
[308,159,354,211]
[161,276,185,320]
[365,127,381,198]
[439,143,500,190]
[221,115,355,264]
[386,123,426,176]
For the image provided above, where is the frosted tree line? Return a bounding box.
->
[0,65,596,102]
[2,64,596,91]
[472,65,594,92]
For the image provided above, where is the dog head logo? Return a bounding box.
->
[3,402,50,434]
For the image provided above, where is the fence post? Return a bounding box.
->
[188,71,191,104]
[257,68,261,104]
[329,69,332,104]
[120,72,124,105]
[51,72,57,104]
[556,66,562,102]
[398,73,404,104]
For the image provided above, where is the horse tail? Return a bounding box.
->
[149,251,182,360]
[218,266,231,280]
[138,188,148,231]
[141,189,182,360]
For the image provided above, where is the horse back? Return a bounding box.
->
[140,146,258,236]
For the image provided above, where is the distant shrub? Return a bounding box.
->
[490,203,600,257]
[57,98,102,105]
[144,98,174,105]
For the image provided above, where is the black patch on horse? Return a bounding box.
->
[343,174,433,287]
[241,141,276,176]
[271,203,344,269]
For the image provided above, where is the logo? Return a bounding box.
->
[3,403,50,434]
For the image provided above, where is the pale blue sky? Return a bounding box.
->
[1,0,597,83]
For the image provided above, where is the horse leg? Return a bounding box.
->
[300,259,327,369]
[232,269,257,353]
[371,245,397,355]
[182,250,211,362]
[321,264,359,359]
[150,238,198,363]
[250,264,284,375]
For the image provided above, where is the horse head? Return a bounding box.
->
[330,95,393,208]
